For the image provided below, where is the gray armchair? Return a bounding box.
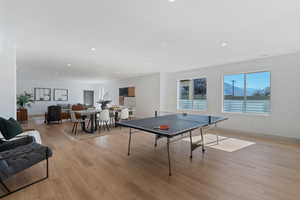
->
[0,136,52,198]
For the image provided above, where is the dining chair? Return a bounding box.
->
[129,109,135,120]
[120,108,129,120]
[99,110,110,131]
[72,104,85,119]
[109,111,115,128]
[70,111,86,135]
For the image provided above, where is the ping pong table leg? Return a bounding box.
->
[167,137,172,176]
[189,131,193,159]
[200,128,205,153]
[128,128,132,156]
[215,123,219,145]
[154,135,158,147]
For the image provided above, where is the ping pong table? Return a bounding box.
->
[116,113,228,176]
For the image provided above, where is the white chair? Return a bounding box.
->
[129,109,135,120]
[70,111,86,135]
[120,108,129,120]
[109,110,115,128]
[99,109,110,131]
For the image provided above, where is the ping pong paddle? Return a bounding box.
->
[159,125,169,130]
[153,125,170,130]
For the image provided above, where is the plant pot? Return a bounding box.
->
[17,108,28,121]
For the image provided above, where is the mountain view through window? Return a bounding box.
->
[224,71,271,113]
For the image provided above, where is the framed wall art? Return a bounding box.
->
[34,88,51,101]
[54,88,68,101]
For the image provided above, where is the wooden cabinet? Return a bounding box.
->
[17,109,28,122]
[119,87,135,105]
[128,87,135,97]
[119,87,135,97]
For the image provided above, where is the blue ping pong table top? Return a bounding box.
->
[116,114,227,137]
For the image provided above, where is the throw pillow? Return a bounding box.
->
[0,117,23,140]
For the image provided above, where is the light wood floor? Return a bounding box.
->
[2,118,300,200]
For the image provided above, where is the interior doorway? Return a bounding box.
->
[83,90,94,106]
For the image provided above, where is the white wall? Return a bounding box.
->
[96,73,160,118]
[16,52,300,138]
[95,54,300,138]
[17,79,97,115]
[0,30,16,119]
[160,53,300,138]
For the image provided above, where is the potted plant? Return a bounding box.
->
[17,92,34,121]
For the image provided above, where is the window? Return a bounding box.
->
[223,71,271,113]
[178,78,207,110]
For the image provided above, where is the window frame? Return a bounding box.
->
[221,70,272,115]
[177,76,208,111]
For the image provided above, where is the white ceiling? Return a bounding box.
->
[4,0,300,82]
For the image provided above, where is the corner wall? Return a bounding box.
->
[96,73,160,118]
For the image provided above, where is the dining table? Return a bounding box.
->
[75,109,101,133]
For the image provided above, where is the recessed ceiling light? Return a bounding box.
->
[221,42,228,47]
[168,0,175,2]
[91,47,96,51]
[67,63,71,67]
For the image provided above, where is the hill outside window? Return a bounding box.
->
[223,71,271,114]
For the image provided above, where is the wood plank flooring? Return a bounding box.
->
[2,118,300,200]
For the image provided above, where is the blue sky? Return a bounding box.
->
[224,72,270,89]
